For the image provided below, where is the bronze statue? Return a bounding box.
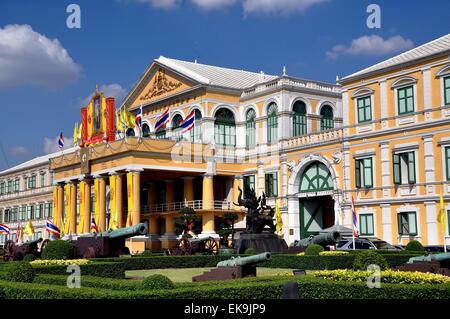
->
[234,186,276,234]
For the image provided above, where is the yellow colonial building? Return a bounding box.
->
[20,33,450,252]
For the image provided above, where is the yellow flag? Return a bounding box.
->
[124,108,136,129]
[64,184,71,235]
[78,122,82,140]
[126,172,133,226]
[77,181,85,233]
[109,175,118,230]
[437,191,446,225]
[116,110,124,133]
[73,122,79,146]
[275,201,283,237]
[24,220,34,237]
[93,179,100,233]
[52,186,59,228]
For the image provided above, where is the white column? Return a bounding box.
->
[342,91,349,126]
[288,197,300,244]
[381,204,392,244]
[423,68,431,111]
[380,80,388,118]
[425,201,438,245]
[423,135,435,195]
[201,117,215,144]
[280,154,288,207]
[257,161,265,195]
[380,142,390,198]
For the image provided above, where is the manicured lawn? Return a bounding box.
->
[125,268,295,282]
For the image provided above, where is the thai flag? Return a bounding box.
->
[135,106,142,128]
[0,223,10,234]
[46,220,60,237]
[91,218,98,233]
[351,196,358,237]
[180,110,195,133]
[58,132,64,148]
[154,109,169,131]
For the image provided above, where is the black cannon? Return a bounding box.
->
[3,238,47,261]
[192,252,272,282]
[73,223,148,258]
[288,231,342,253]
[165,236,219,256]
[395,252,450,276]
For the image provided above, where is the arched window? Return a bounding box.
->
[190,109,202,143]
[293,101,307,136]
[172,114,183,141]
[320,105,334,131]
[299,162,333,193]
[126,128,135,137]
[246,109,256,147]
[267,102,278,144]
[142,123,150,138]
[214,108,236,146]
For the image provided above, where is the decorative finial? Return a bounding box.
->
[283,66,287,76]
[95,84,99,93]
[336,75,340,82]
[194,59,197,64]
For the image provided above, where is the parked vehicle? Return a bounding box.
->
[424,245,450,253]
[336,238,402,251]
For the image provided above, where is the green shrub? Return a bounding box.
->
[405,240,424,252]
[41,240,73,260]
[304,244,324,256]
[141,275,174,290]
[32,262,125,278]
[139,250,153,257]
[353,251,389,270]
[6,261,36,283]
[23,254,36,262]
[244,248,256,255]
[218,248,235,257]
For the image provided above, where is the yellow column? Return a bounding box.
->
[202,174,215,235]
[233,176,243,211]
[98,177,106,232]
[202,175,214,210]
[183,177,195,202]
[56,184,64,229]
[69,182,77,234]
[116,174,123,228]
[83,180,91,233]
[132,171,141,226]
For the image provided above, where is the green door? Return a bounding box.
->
[299,199,323,239]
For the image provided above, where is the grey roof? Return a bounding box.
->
[341,33,450,82]
[0,147,77,176]
[156,56,278,90]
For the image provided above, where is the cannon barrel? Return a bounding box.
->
[98,223,148,240]
[291,231,341,248]
[20,237,43,247]
[407,252,450,264]
[217,252,271,267]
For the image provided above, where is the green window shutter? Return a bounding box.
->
[397,213,402,235]
[355,159,361,188]
[363,158,373,188]
[408,212,417,236]
[393,154,401,184]
[407,152,416,184]
[446,147,450,181]
[445,77,450,105]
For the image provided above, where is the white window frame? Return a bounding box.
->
[396,205,421,242]
[358,209,377,237]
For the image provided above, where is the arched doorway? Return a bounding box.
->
[298,162,335,238]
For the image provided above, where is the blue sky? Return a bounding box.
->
[0,0,449,170]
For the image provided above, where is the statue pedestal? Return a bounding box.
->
[235,232,288,254]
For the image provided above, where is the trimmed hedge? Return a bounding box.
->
[41,240,74,260]
[31,262,125,278]
[1,275,449,299]
[141,274,174,290]
[89,253,419,271]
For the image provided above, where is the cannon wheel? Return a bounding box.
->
[175,238,192,255]
[3,240,15,261]
[203,238,219,255]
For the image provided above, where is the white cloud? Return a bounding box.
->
[327,35,414,59]
[81,83,128,106]
[9,146,29,156]
[0,24,81,89]
[243,0,329,15]
[190,0,237,10]
[43,136,74,154]
[122,0,182,9]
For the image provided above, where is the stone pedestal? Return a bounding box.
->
[236,232,288,254]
